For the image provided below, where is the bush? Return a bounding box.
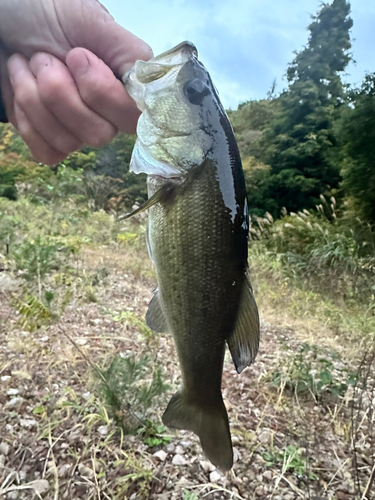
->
[12,236,63,281]
[250,199,375,300]
[269,341,357,401]
[0,153,27,200]
[96,353,170,432]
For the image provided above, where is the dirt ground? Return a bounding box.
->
[0,247,374,500]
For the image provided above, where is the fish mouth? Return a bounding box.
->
[123,41,198,85]
[149,173,183,181]
[151,41,198,65]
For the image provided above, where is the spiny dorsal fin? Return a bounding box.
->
[227,275,260,373]
[145,289,168,333]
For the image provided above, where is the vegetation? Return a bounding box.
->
[262,0,352,214]
[230,0,375,227]
[0,1,374,498]
[340,73,375,222]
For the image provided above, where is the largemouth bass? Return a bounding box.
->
[123,42,259,471]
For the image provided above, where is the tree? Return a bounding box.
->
[0,120,147,209]
[340,74,375,223]
[286,0,352,101]
[0,152,28,200]
[61,134,147,211]
[257,0,353,216]
[241,156,278,216]
[228,97,279,159]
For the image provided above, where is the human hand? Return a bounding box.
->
[0,0,152,164]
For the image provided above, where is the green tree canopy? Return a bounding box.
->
[255,0,353,216]
[340,73,375,223]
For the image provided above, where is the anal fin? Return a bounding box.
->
[227,275,260,373]
[146,288,168,333]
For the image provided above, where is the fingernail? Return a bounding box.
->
[30,53,53,77]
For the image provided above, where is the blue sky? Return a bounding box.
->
[101,0,374,109]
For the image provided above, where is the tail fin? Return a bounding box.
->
[162,391,233,471]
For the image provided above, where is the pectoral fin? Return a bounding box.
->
[227,276,260,374]
[118,182,178,221]
[146,289,168,333]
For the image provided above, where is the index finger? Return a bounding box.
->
[66,48,140,134]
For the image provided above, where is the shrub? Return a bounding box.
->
[269,341,357,401]
[96,353,170,432]
[250,199,375,300]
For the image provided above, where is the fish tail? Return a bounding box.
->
[162,390,233,471]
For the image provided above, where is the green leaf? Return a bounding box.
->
[33,405,45,415]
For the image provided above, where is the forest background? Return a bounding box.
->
[0,0,374,498]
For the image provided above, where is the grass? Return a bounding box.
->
[0,196,166,499]
[95,352,170,432]
[268,340,357,402]
[263,444,318,480]
[249,241,375,355]
[0,303,167,499]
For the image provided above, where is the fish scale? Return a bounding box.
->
[148,162,245,418]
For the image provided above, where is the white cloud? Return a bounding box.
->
[102,0,374,108]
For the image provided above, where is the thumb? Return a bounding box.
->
[60,0,153,77]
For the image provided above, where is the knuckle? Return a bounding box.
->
[81,77,108,104]
[26,138,66,165]
[15,86,36,111]
[85,124,117,148]
[80,74,120,109]
[39,76,64,106]
[54,137,82,155]
[16,119,33,143]
[35,150,66,166]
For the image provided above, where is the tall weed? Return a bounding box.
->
[249,198,375,303]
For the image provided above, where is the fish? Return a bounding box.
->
[122,41,260,471]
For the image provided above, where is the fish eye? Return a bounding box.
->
[183,78,209,105]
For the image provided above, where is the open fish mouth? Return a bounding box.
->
[123,41,199,105]
[123,41,198,86]
[122,41,209,179]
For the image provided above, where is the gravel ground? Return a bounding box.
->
[0,248,374,500]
